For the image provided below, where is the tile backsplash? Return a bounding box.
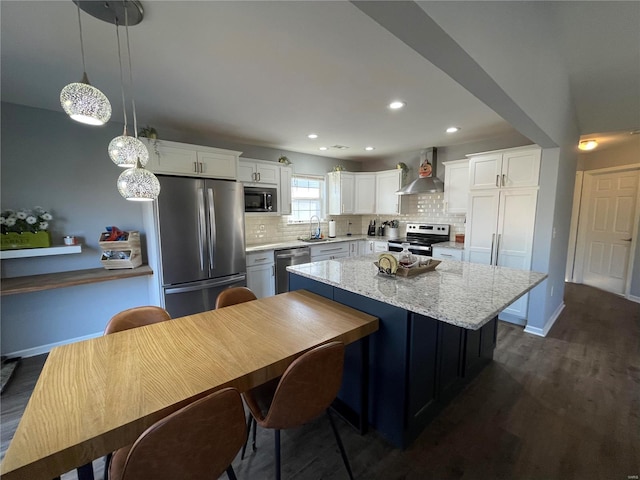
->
[245,193,465,245]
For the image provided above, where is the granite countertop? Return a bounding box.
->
[246,234,372,253]
[432,241,466,251]
[287,255,547,330]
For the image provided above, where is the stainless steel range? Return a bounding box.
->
[387,223,450,256]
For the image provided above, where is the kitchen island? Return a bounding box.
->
[288,255,546,448]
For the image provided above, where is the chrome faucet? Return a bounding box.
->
[310,215,321,239]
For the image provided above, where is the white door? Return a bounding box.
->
[468,153,501,190]
[465,190,500,264]
[577,170,639,294]
[496,188,538,318]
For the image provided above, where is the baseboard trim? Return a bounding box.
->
[628,294,640,304]
[524,302,565,337]
[5,332,103,359]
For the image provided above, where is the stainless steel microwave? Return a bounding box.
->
[244,186,277,213]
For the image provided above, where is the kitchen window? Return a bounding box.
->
[289,175,325,223]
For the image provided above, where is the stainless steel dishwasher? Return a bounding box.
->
[275,246,310,294]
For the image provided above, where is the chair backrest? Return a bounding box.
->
[262,341,345,430]
[215,286,257,309]
[104,306,171,335]
[118,387,247,480]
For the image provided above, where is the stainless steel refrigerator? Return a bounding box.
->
[156,176,247,318]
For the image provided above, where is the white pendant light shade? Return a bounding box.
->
[117,160,160,201]
[108,134,149,167]
[60,73,112,126]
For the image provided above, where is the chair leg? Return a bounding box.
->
[241,413,253,459]
[103,452,112,480]
[327,409,354,480]
[252,417,257,451]
[226,465,238,480]
[274,429,281,480]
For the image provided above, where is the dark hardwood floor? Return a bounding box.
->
[1,282,638,479]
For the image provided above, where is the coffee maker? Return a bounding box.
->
[367,220,376,236]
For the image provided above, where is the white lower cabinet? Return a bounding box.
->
[310,243,350,262]
[246,250,275,298]
[348,240,363,257]
[360,240,388,255]
[432,245,464,261]
[466,187,538,323]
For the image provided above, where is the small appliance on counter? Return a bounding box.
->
[368,219,377,236]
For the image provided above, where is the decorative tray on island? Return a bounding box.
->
[375,253,441,277]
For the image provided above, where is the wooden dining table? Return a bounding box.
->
[0,290,379,480]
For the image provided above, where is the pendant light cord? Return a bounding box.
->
[76,4,87,74]
[124,6,139,139]
[115,20,128,135]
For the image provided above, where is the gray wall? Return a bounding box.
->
[1,102,150,355]
[0,102,349,356]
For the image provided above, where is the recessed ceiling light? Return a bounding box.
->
[578,140,598,151]
[388,101,406,110]
[365,146,375,151]
[446,127,460,133]
[307,133,318,139]
[319,146,328,151]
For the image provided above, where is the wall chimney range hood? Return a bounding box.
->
[396,147,444,195]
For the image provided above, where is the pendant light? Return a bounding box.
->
[115,3,158,201]
[108,18,148,168]
[60,3,112,126]
[117,157,160,201]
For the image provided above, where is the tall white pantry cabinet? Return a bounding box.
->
[465,145,541,324]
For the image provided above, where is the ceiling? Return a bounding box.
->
[1,1,638,161]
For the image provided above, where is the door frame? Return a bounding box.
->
[569,163,640,297]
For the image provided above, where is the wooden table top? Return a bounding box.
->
[0,290,378,480]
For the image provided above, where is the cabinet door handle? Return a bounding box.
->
[200,162,204,173]
[502,174,506,187]
[441,253,453,257]
[496,175,500,187]
[495,234,501,265]
[258,172,261,181]
[272,265,275,276]
[490,233,495,265]
[194,161,199,173]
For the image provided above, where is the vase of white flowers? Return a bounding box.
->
[0,207,53,250]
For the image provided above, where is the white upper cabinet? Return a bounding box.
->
[327,171,355,215]
[443,159,469,214]
[354,174,376,214]
[468,146,541,190]
[238,158,280,185]
[375,169,402,215]
[143,139,241,180]
[279,166,292,215]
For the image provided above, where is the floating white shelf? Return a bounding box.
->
[0,244,82,259]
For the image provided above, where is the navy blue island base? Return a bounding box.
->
[289,272,497,449]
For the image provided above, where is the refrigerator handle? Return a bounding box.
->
[164,274,247,294]
[197,188,206,272]
[207,188,216,271]
[496,234,501,265]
